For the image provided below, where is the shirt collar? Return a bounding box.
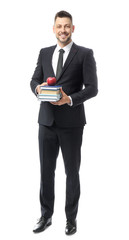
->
[56,41,73,52]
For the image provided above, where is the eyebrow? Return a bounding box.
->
[56,24,70,26]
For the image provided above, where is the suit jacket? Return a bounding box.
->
[30,43,98,127]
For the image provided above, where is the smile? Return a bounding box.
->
[60,34,68,38]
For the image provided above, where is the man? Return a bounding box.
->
[30,10,98,235]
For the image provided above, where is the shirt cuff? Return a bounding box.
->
[68,96,73,106]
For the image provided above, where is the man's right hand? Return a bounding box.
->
[36,82,48,94]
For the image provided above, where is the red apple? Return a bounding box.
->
[47,77,56,86]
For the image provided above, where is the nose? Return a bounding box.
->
[61,26,65,32]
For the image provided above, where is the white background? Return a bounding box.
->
[0,0,129,239]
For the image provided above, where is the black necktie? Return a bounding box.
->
[56,49,65,79]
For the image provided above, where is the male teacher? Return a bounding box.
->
[30,10,98,235]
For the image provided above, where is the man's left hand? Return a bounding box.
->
[50,88,71,106]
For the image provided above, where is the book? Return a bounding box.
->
[40,86,62,91]
[40,90,60,95]
[38,96,61,101]
[38,85,62,102]
[38,94,61,99]
[38,99,59,102]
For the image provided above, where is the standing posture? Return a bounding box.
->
[30,10,98,235]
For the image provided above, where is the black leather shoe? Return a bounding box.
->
[33,216,52,233]
[65,219,77,235]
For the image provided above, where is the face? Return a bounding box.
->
[53,17,75,47]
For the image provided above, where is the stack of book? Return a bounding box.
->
[38,85,62,102]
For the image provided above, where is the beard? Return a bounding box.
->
[56,32,71,44]
[57,37,71,44]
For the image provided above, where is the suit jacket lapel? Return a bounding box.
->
[46,43,78,80]
[57,43,78,80]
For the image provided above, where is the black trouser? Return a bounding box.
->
[38,123,84,221]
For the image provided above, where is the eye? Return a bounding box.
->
[66,25,70,28]
[57,25,61,28]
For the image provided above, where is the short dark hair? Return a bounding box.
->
[54,10,73,23]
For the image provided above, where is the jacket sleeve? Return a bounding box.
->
[70,49,98,107]
[30,49,44,95]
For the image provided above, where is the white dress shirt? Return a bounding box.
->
[52,41,73,75]
[52,41,73,106]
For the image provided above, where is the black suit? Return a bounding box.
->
[30,42,98,220]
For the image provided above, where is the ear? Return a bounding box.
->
[72,25,75,33]
[53,25,55,33]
